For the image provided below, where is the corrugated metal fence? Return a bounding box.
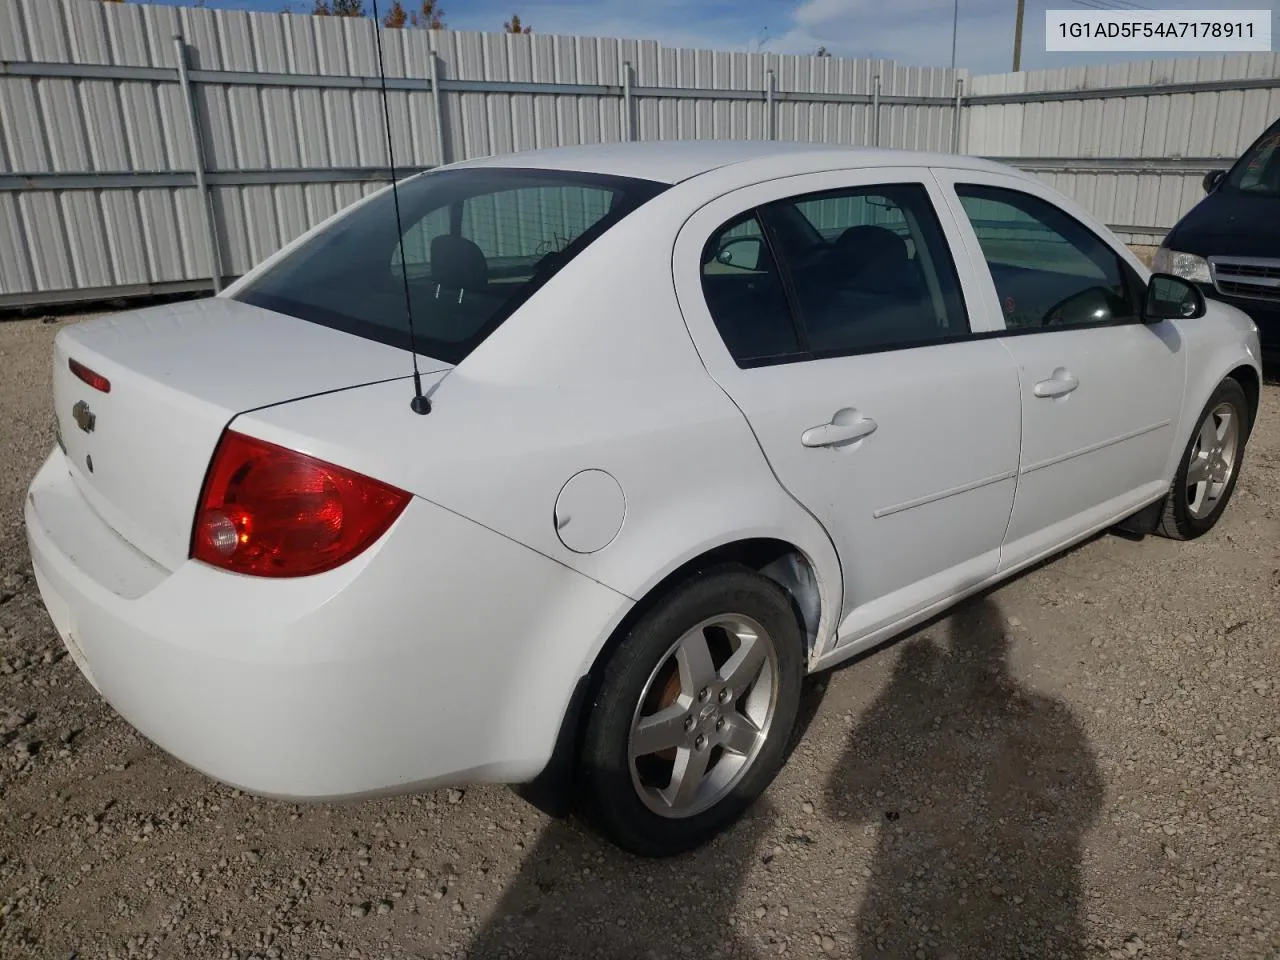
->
[967,55,1280,245]
[0,0,1276,309]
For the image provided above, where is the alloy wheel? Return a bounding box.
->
[627,614,779,819]
[1185,401,1240,521]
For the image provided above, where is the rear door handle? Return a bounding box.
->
[802,414,878,448]
[1033,368,1079,399]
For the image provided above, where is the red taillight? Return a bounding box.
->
[191,431,410,578]
[69,357,111,393]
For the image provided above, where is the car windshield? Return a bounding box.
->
[235,167,668,364]
[1223,122,1280,198]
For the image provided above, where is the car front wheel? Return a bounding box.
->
[1158,377,1251,540]
[578,564,804,857]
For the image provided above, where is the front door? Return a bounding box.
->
[673,169,1023,652]
[935,173,1186,566]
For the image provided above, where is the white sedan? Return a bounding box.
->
[26,141,1260,857]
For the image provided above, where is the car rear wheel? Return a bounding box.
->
[1157,377,1250,540]
[578,564,804,857]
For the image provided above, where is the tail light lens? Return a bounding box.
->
[191,431,410,578]
[69,357,111,393]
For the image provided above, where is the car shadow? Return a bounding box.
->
[463,593,1104,960]
[824,595,1104,959]
[461,675,830,960]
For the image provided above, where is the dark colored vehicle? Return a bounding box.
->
[1154,116,1280,359]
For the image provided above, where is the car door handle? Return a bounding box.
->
[801,415,878,448]
[1033,369,1079,399]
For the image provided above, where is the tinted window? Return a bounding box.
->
[237,168,666,364]
[763,184,969,355]
[701,213,802,365]
[1225,124,1280,198]
[956,184,1137,331]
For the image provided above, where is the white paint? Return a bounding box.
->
[26,142,1261,805]
[554,470,626,554]
[50,296,442,571]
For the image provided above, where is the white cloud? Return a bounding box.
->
[777,0,1010,69]
[792,0,863,30]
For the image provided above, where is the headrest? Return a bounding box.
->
[430,234,488,291]
[829,225,912,293]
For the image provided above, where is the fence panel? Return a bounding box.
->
[966,52,1280,244]
[0,0,1277,307]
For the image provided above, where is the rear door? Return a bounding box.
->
[933,171,1186,568]
[673,168,1022,653]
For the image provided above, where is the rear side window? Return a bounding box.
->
[701,213,803,364]
[764,184,969,356]
[700,183,968,364]
[955,184,1138,331]
[237,168,667,365]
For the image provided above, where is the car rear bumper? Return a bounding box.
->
[25,447,631,800]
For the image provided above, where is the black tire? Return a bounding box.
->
[1157,377,1250,541]
[578,564,804,857]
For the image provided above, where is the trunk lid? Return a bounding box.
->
[52,297,446,572]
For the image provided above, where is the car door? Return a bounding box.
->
[933,171,1186,568]
[673,169,1022,654]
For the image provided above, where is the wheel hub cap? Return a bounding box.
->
[627,614,779,819]
[1186,401,1240,521]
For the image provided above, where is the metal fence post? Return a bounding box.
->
[872,74,881,147]
[952,77,964,153]
[622,61,633,141]
[429,50,448,166]
[765,68,775,140]
[173,36,224,294]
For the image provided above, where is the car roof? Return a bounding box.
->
[445,140,1029,185]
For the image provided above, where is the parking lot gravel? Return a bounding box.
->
[1,311,1277,960]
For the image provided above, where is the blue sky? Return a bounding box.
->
[135,0,1280,75]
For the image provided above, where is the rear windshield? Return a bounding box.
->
[236,167,668,364]
[1224,121,1280,198]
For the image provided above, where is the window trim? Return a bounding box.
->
[953,180,1144,335]
[757,210,813,355]
[702,180,975,369]
[698,209,810,362]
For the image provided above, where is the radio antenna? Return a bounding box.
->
[370,0,431,415]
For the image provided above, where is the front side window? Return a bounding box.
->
[1224,123,1280,198]
[955,184,1138,331]
[763,183,970,356]
[237,168,666,364]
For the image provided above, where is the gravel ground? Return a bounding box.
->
[1,311,1278,960]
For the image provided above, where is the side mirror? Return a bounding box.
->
[1202,169,1226,194]
[1145,273,1206,322]
[715,236,764,270]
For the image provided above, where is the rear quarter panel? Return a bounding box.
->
[232,185,845,679]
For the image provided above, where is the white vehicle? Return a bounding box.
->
[27,142,1260,857]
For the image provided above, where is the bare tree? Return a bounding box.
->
[410,0,446,28]
[503,14,532,34]
[382,0,408,27]
[312,0,366,14]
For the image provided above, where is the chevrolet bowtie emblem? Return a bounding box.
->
[72,400,96,434]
